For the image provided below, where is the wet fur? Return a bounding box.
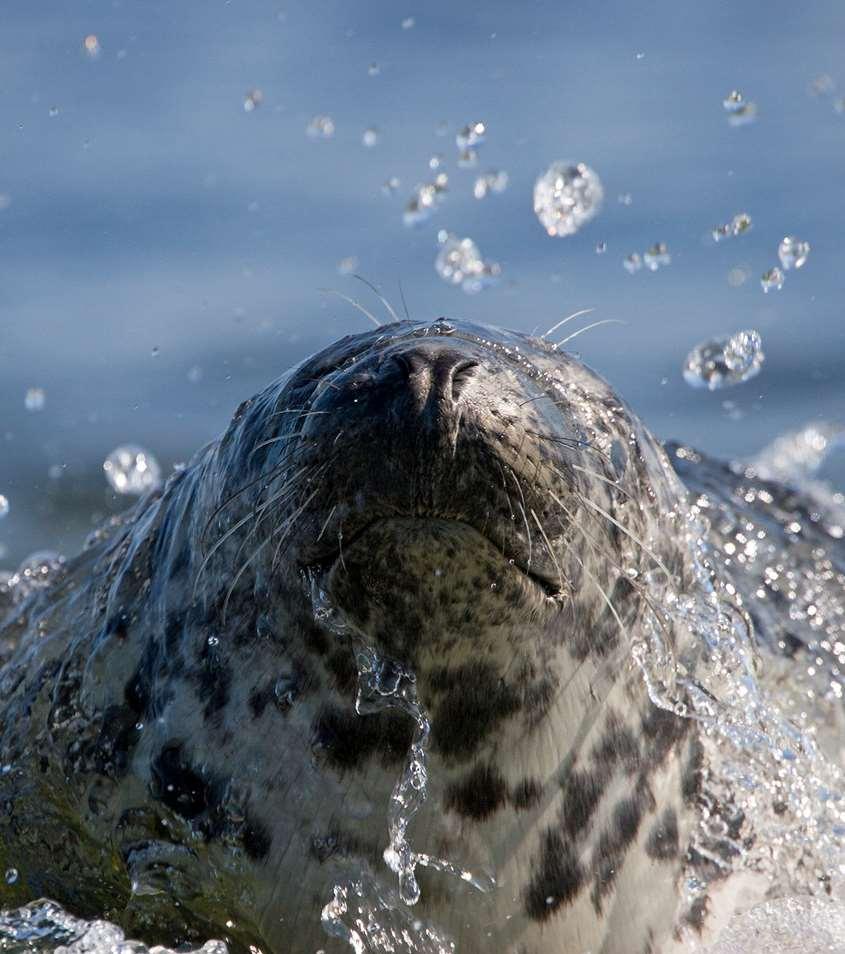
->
[1,319,710,953]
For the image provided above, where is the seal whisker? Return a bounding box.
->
[316,504,337,542]
[222,538,270,622]
[319,288,381,327]
[530,507,569,594]
[270,487,321,572]
[398,280,410,320]
[508,469,533,569]
[554,319,627,349]
[540,308,595,341]
[352,273,402,324]
[571,550,627,635]
[575,492,672,578]
[570,463,632,498]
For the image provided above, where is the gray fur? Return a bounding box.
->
[0,319,709,953]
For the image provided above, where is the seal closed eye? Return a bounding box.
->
[0,317,709,954]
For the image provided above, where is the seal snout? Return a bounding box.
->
[388,346,480,407]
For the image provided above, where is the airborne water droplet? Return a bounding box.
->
[683,329,764,390]
[534,161,603,237]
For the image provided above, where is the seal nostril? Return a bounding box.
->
[390,352,427,379]
[450,360,479,401]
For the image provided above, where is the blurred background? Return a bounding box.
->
[1,0,844,567]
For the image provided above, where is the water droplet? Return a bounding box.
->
[4,868,18,885]
[809,75,835,97]
[306,115,335,139]
[243,89,263,112]
[367,62,380,76]
[428,154,444,170]
[83,34,101,58]
[617,193,633,206]
[435,233,500,294]
[761,266,785,293]
[381,176,400,196]
[337,256,358,275]
[473,169,508,199]
[778,236,810,270]
[728,102,758,127]
[403,174,448,227]
[456,121,486,150]
[361,126,379,148]
[150,346,160,358]
[643,242,671,271]
[534,161,603,237]
[727,265,750,287]
[457,148,478,168]
[0,496,8,519]
[401,16,416,29]
[595,241,607,254]
[623,252,642,274]
[103,445,163,496]
[683,329,764,390]
[187,365,203,384]
[723,89,745,112]
[712,212,752,242]
[24,387,45,412]
[48,106,59,118]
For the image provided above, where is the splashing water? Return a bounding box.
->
[310,584,492,951]
[683,330,764,390]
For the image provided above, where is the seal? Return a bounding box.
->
[0,317,721,953]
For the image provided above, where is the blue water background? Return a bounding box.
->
[1,0,844,566]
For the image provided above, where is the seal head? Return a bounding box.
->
[0,318,703,954]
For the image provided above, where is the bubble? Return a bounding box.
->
[623,252,642,274]
[306,115,335,139]
[778,236,810,270]
[83,34,101,58]
[534,161,603,238]
[473,169,508,199]
[434,232,500,294]
[337,256,358,275]
[456,121,486,150]
[643,242,671,271]
[683,329,765,390]
[24,387,45,412]
[243,89,263,112]
[761,266,785,293]
[401,16,415,29]
[361,127,379,148]
[103,445,163,496]
[402,173,448,227]
[4,868,18,885]
[381,176,400,196]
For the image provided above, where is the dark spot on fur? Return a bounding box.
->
[427,661,520,760]
[684,895,708,934]
[313,703,413,771]
[592,713,640,774]
[248,681,275,719]
[561,767,608,838]
[646,807,679,860]
[91,705,140,779]
[591,796,644,909]
[193,647,232,722]
[641,704,690,769]
[325,648,358,695]
[511,777,542,811]
[445,762,508,820]
[242,814,271,861]
[682,736,704,804]
[524,828,583,920]
[151,743,217,819]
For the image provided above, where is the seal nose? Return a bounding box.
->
[388,346,479,409]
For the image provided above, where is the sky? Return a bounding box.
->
[1,0,844,565]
